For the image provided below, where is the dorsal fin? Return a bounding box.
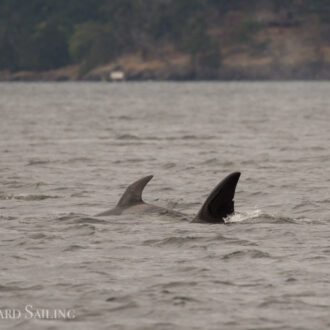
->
[193,172,241,223]
[116,175,153,208]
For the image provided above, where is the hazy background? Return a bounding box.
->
[1,0,330,80]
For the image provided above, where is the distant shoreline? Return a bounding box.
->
[1,60,330,82]
[2,2,330,83]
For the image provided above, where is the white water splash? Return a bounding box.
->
[225,208,263,223]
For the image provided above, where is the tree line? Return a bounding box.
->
[0,0,329,73]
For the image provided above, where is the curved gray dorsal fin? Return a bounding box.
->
[116,175,153,208]
[193,172,241,223]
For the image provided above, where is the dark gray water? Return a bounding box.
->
[0,82,330,330]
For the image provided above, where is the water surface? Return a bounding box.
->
[0,82,330,329]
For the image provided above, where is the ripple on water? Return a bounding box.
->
[116,134,140,140]
[14,194,60,201]
[63,244,88,252]
[56,213,106,225]
[222,249,272,260]
[105,297,139,311]
[143,236,207,247]
[26,159,51,166]
[27,233,57,240]
[0,284,44,292]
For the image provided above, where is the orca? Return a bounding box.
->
[96,172,241,223]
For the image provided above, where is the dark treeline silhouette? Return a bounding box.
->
[1,0,330,75]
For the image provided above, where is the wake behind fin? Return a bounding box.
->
[193,172,241,223]
[116,175,153,208]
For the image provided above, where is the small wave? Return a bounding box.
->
[182,135,198,140]
[28,233,54,240]
[57,214,106,224]
[106,301,138,312]
[212,280,235,286]
[108,115,134,121]
[0,215,17,220]
[0,284,44,292]
[162,162,176,169]
[160,281,198,289]
[200,158,234,167]
[116,134,140,140]
[70,224,96,236]
[0,193,14,200]
[17,194,59,201]
[144,236,204,247]
[56,213,81,221]
[318,198,330,203]
[226,209,262,223]
[223,249,272,260]
[172,295,199,305]
[26,159,50,166]
[201,158,218,165]
[0,193,60,201]
[74,217,107,224]
[258,297,309,308]
[106,296,126,302]
[227,210,297,224]
[105,295,139,312]
[63,244,87,252]
[158,187,175,192]
[165,135,213,141]
[118,115,133,120]
[114,158,144,164]
[210,234,258,246]
[293,200,319,210]
[65,157,92,163]
[70,191,90,197]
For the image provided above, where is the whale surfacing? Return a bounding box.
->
[96,172,241,223]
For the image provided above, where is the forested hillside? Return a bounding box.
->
[1,0,330,80]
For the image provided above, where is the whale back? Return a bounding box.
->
[193,172,241,223]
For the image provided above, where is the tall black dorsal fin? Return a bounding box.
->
[116,175,153,208]
[193,172,241,223]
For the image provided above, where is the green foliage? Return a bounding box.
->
[234,20,262,44]
[232,20,271,58]
[32,22,70,70]
[301,0,330,22]
[0,0,329,72]
[69,22,119,75]
[0,0,101,71]
[69,22,105,62]
[272,0,291,12]
[178,15,222,71]
[208,0,256,13]
[181,17,210,57]
[0,31,19,71]
[170,0,206,39]
[249,40,270,56]
[198,41,221,69]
